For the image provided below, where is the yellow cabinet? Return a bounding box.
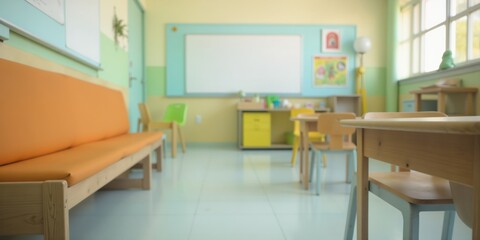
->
[243,112,271,147]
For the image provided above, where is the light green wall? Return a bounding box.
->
[97,34,129,87]
[147,65,386,99]
[385,0,399,111]
[6,32,97,76]
[4,32,128,87]
[399,72,480,95]
[399,71,480,114]
[365,67,387,96]
[146,66,165,96]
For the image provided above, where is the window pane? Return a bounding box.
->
[413,4,420,34]
[424,0,446,29]
[413,37,420,74]
[398,42,411,78]
[451,0,467,16]
[423,26,446,72]
[471,0,480,7]
[452,16,467,63]
[473,10,480,59]
[400,7,411,40]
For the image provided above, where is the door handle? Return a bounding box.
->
[129,75,137,87]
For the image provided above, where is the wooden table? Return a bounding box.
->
[341,116,480,239]
[410,87,478,115]
[291,113,321,189]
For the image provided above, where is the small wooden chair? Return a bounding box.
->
[290,108,325,167]
[138,103,187,159]
[308,112,357,195]
[344,111,456,240]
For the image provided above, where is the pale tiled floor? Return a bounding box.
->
[1,144,472,240]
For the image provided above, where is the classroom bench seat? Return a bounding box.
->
[0,58,164,239]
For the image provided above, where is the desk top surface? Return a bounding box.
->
[341,116,480,135]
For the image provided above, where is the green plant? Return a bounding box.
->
[112,10,127,45]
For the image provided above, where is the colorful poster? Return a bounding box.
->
[313,55,348,87]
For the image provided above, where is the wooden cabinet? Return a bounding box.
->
[237,108,329,149]
[327,95,361,116]
[242,112,271,147]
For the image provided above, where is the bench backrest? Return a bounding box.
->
[0,59,129,166]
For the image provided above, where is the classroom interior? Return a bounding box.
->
[0,0,479,239]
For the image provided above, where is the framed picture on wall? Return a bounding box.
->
[313,55,348,87]
[322,29,341,52]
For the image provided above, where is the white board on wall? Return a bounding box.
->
[65,0,100,64]
[185,34,302,94]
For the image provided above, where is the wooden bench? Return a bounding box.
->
[0,58,164,239]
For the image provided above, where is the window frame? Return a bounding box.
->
[398,0,480,81]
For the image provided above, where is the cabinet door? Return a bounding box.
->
[243,113,271,147]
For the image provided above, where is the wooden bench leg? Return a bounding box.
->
[142,155,152,190]
[43,181,69,240]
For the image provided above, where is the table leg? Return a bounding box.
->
[299,132,304,178]
[301,122,310,189]
[473,136,480,239]
[414,93,421,111]
[172,122,177,158]
[438,93,446,113]
[465,93,474,115]
[357,129,369,239]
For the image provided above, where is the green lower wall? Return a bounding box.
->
[399,70,480,113]
[365,67,387,96]
[97,35,129,87]
[146,66,166,96]
[399,71,480,95]
[6,32,97,76]
[147,65,387,104]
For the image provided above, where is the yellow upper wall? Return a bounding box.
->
[145,0,388,68]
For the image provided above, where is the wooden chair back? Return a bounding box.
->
[317,112,356,150]
[163,103,188,126]
[138,103,152,132]
[290,108,315,135]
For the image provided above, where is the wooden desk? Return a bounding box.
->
[341,116,480,239]
[410,87,478,115]
[291,113,320,189]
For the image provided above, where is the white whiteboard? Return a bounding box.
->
[185,34,302,94]
[26,0,65,24]
[65,0,100,64]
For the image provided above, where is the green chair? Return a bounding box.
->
[138,103,188,158]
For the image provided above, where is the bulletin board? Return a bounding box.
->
[0,0,100,68]
[166,23,357,97]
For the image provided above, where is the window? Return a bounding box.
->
[398,0,480,78]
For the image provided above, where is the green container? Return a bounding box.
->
[266,95,279,108]
[285,131,294,145]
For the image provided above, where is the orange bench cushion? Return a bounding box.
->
[0,132,163,186]
[0,59,129,166]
